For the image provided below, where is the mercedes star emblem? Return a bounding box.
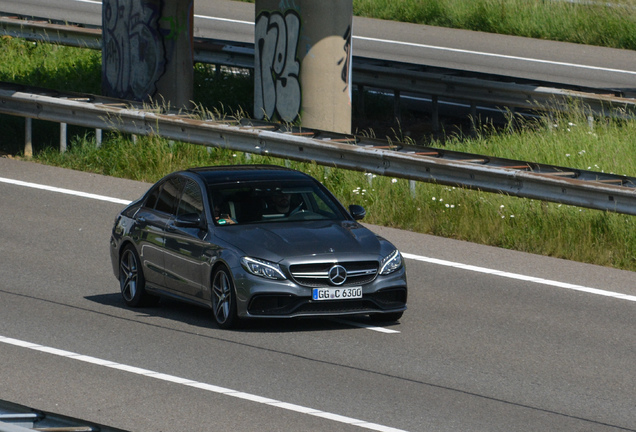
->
[328,265,347,286]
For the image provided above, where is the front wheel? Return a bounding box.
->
[211,265,238,329]
[119,245,157,307]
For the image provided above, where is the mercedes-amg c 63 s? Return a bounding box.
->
[110,165,407,329]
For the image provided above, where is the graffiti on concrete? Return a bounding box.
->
[161,8,190,41]
[254,10,302,122]
[338,25,352,93]
[103,0,166,101]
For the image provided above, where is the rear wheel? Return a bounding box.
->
[119,245,157,307]
[212,265,238,329]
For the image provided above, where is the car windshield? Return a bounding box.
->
[209,179,347,225]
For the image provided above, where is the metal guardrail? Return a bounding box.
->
[0,399,127,432]
[1,15,635,122]
[1,82,635,215]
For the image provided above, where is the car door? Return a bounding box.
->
[163,178,212,301]
[133,176,183,289]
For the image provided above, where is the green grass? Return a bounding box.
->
[1,31,636,272]
[238,0,636,50]
[33,110,636,271]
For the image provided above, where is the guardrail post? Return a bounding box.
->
[60,123,67,153]
[24,118,32,158]
[96,128,103,147]
[432,95,440,133]
[394,90,401,124]
[255,0,353,134]
[470,101,478,136]
[410,180,417,198]
[356,84,365,117]
[102,0,194,109]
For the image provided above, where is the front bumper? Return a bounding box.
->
[246,286,407,318]
[234,265,408,319]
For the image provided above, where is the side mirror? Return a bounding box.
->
[175,213,205,229]
[348,205,366,221]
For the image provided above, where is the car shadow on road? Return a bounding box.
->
[84,293,399,333]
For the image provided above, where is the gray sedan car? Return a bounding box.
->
[109,165,407,329]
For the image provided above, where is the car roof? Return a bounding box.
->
[187,165,312,186]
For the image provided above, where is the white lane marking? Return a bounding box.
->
[0,335,408,432]
[0,177,132,205]
[355,36,636,76]
[3,176,634,303]
[402,253,636,302]
[330,318,401,334]
[194,14,253,25]
[193,15,635,77]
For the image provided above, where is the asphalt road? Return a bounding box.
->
[0,0,635,93]
[1,157,635,431]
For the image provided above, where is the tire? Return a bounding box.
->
[211,265,238,329]
[119,245,157,307]
[369,311,403,323]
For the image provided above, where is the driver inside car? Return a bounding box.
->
[271,191,291,214]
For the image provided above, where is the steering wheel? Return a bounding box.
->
[289,202,305,216]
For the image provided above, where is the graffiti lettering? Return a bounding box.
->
[338,25,352,92]
[161,12,189,41]
[103,0,166,101]
[254,11,301,122]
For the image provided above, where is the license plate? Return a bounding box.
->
[312,287,362,301]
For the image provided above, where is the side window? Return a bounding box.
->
[144,183,161,209]
[155,177,183,215]
[177,180,204,219]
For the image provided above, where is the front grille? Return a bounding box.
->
[289,261,379,287]
[294,299,376,314]
[246,287,407,317]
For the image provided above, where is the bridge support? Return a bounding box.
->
[101,0,194,109]
[254,0,353,134]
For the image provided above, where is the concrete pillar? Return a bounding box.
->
[102,0,194,109]
[255,0,353,134]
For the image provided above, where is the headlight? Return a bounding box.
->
[379,250,403,275]
[241,257,287,280]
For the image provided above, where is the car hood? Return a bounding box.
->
[214,220,382,263]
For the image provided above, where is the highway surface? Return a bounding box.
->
[0,0,635,94]
[1,1,635,430]
[1,157,635,431]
